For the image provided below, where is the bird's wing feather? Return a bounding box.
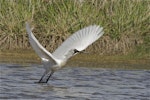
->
[26,22,57,66]
[52,25,104,60]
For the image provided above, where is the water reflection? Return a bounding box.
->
[0,63,150,99]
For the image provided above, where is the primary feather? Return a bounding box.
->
[26,22,57,67]
[52,25,104,60]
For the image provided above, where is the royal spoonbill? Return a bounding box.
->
[26,22,104,83]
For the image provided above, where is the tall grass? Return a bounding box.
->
[0,0,149,56]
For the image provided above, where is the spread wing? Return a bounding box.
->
[52,25,104,60]
[26,22,57,66]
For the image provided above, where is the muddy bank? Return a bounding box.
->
[0,50,149,69]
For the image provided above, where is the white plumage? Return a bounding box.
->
[26,22,104,83]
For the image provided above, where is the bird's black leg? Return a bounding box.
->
[36,71,54,83]
[38,73,46,83]
[35,71,47,83]
[45,71,54,83]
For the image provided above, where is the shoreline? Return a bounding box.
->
[0,50,150,70]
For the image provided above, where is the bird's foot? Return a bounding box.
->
[34,80,48,84]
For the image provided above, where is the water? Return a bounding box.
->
[0,63,150,100]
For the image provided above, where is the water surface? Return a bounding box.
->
[0,63,150,100]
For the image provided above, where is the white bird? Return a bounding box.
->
[26,22,104,83]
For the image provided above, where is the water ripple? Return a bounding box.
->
[0,63,150,99]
